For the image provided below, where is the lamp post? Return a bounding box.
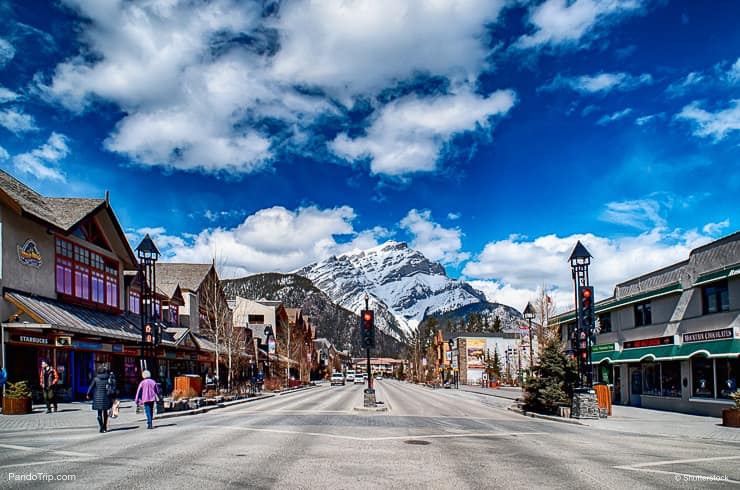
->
[264,325,275,379]
[448,338,457,389]
[136,234,160,380]
[523,302,536,376]
[569,240,593,388]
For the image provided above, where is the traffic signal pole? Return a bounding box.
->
[362,294,377,408]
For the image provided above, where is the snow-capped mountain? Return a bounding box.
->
[296,241,489,339]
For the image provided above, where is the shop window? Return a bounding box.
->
[702,280,729,315]
[55,237,119,309]
[717,358,738,399]
[691,357,715,398]
[660,361,681,397]
[248,314,265,324]
[129,291,140,314]
[642,362,660,396]
[598,313,612,333]
[634,302,652,327]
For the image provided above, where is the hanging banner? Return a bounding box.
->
[268,337,276,355]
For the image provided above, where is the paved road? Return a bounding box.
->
[1,380,738,489]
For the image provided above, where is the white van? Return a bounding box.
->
[345,370,355,382]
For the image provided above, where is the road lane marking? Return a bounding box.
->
[614,455,740,468]
[0,459,88,470]
[0,443,92,458]
[201,425,545,442]
[614,455,740,484]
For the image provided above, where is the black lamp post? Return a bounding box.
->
[264,325,274,378]
[523,302,536,376]
[136,233,160,379]
[569,240,593,388]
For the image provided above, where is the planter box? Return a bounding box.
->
[2,397,32,415]
[722,409,740,427]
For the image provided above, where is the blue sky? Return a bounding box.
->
[0,0,738,311]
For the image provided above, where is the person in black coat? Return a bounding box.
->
[86,366,115,433]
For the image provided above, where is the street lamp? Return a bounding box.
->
[523,302,536,375]
[135,234,160,379]
[569,240,593,388]
[264,325,275,378]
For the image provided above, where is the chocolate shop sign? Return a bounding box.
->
[682,328,734,343]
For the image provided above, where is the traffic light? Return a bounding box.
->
[578,286,595,332]
[360,309,375,349]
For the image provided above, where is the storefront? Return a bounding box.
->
[592,328,739,416]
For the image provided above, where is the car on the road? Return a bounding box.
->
[354,374,365,384]
[374,374,383,380]
[345,370,355,383]
[330,372,345,386]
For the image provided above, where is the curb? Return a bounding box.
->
[507,406,586,426]
[353,405,388,412]
[153,393,277,420]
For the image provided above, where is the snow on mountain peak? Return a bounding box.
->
[296,240,485,338]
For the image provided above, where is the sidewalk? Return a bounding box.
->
[461,384,740,443]
[0,394,274,432]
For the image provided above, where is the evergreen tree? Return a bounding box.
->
[523,339,579,415]
[483,316,491,332]
[492,348,501,379]
[492,316,502,333]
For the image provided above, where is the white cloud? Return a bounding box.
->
[40,0,512,178]
[0,38,15,68]
[448,212,461,221]
[399,209,469,266]
[675,99,740,141]
[329,89,516,176]
[11,132,69,182]
[596,107,633,125]
[702,220,730,235]
[635,113,664,126]
[515,0,646,49]
[666,71,705,97]
[542,72,652,94]
[599,198,665,229]
[462,226,718,309]
[271,0,506,97]
[0,86,18,103]
[0,108,38,134]
[0,146,9,160]
[133,205,384,278]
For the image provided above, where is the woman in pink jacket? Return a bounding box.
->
[134,370,161,429]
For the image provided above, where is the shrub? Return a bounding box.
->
[5,381,32,399]
[263,376,283,392]
[730,390,740,410]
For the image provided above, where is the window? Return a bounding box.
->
[597,313,611,333]
[634,302,652,327]
[248,314,265,324]
[717,358,738,399]
[170,305,179,326]
[702,280,729,315]
[642,362,660,396]
[691,357,715,398]
[129,291,140,314]
[660,361,681,398]
[55,237,119,309]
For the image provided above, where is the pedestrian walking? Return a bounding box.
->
[134,370,161,429]
[39,360,59,413]
[0,367,7,388]
[108,371,120,419]
[86,366,116,433]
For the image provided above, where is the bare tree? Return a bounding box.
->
[534,283,559,350]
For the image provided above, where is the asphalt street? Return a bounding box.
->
[1,380,738,489]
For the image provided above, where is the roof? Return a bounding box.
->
[0,170,105,231]
[5,290,140,342]
[155,263,213,296]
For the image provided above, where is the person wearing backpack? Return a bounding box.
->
[86,366,115,433]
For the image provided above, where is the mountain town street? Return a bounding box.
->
[1,381,739,489]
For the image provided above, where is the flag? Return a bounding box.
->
[546,295,551,304]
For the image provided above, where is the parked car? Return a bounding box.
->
[354,374,365,384]
[330,372,345,386]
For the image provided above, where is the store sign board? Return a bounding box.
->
[17,239,42,268]
[623,336,674,349]
[592,343,618,353]
[72,340,104,350]
[14,335,49,345]
[683,328,734,343]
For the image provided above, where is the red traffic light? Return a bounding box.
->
[582,288,591,298]
[362,310,374,329]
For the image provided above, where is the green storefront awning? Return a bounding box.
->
[614,345,678,363]
[590,350,619,363]
[675,339,740,358]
